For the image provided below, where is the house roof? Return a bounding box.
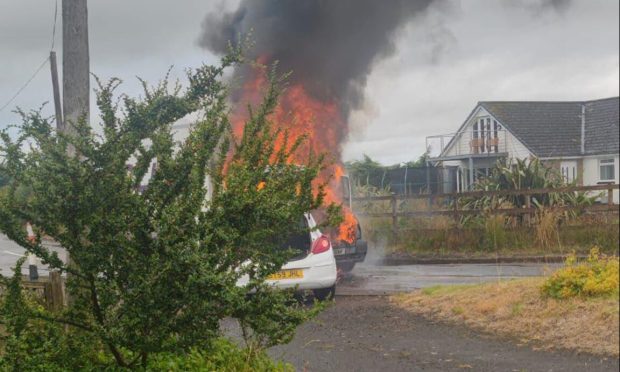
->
[584,97,619,156]
[478,97,619,158]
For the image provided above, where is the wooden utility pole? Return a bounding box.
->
[49,51,63,128]
[62,0,89,136]
[61,0,89,302]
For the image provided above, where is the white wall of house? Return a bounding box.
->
[437,105,618,199]
[582,155,619,203]
[441,106,534,191]
[443,107,532,160]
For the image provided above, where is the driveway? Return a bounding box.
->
[270,296,619,372]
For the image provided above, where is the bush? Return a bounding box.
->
[0,264,291,371]
[0,51,334,367]
[147,338,293,372]
[0,259,105,371]
[541,247,619,299]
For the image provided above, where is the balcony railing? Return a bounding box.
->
[426,129,508,159]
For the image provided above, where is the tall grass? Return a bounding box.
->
[357,202,619,256]
[535,208,561,249]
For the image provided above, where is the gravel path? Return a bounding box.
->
[270,296,619,372]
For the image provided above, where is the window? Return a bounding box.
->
[279,216,311,258]
[471,117,501,154]
[561,161,577,183]
[599,159,615,181]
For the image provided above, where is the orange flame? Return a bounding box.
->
[231,57,358,244]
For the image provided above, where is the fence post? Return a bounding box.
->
[608,186,614,207]
[390,192,398,242]
[524,194,531,227]
[48,271,64,311]
[453,194,460,227]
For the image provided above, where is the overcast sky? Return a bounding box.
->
[1,0,618,165]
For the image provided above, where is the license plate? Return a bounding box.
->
[267,269,304,280]
[333,248,346,256]
[334,247,356,256]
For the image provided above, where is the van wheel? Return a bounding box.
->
[313,285,336,301]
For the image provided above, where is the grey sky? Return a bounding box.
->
[1,0,618,165]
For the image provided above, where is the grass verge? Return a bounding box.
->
[391,278,619,357]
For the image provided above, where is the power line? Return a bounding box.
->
[0,0,59,113]
[0,57,49,113]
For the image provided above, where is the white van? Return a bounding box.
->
[236,213,338,300]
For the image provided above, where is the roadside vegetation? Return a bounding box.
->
[392,248,619,356]
[354,158,618,258]
[0,47,338,370]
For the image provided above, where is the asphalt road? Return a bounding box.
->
[0,234,66,277]
[270,296,619,372]
[2,234,560,292]
[336,261,562,295]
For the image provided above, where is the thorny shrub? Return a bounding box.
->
[0,46,339,368]
[541,247,619,299]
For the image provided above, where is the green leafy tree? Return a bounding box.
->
[0,168,9,188]
[403,149,430,168]
[345,154,383,187]
[0,50,336,369]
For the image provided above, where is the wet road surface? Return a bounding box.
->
[2,234,560,293]
[337,261,561,295]
[270,296,619,372]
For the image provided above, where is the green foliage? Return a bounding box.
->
[345,154,383,187]
[147,338,293,372]
[470,158,592,204]
[482,158,562,190]
[460,158,597,226]
[345,152,429,192]
[541,247,620,299]
[0,168,9,188]
[0,266,290,371]
[403,149,430,168]
[363,213,618,255]
[0,259,105,371]
[0,50,333,368]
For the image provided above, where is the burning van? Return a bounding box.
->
[327,174,367,273]
[310,173,367,273]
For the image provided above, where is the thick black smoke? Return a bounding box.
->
[199,0,435,116]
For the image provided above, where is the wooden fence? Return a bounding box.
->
[0,272,65,311]
[353,184,619,238]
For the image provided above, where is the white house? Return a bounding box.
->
[427,97,619,202]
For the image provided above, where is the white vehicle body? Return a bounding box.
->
[236,213,337,291]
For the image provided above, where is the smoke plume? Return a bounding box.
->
[199,0,435,117]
